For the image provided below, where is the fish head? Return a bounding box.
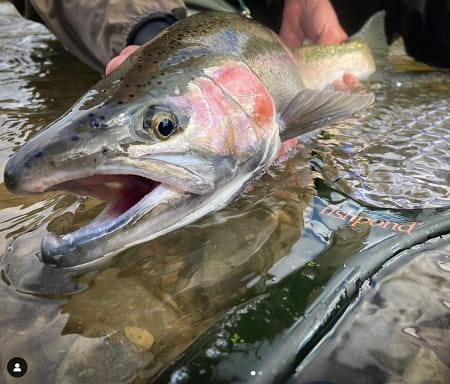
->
[4,50,281,268]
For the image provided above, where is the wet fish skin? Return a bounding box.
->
[293,11,387,89]
[5,13,301,193]
[4,13,373,268]
[294,40,375,90]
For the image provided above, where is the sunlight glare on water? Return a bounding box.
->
[315,62,450,209]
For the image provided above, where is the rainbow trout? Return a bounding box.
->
[4,13,374,267]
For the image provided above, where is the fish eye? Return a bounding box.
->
[143,106,178,140]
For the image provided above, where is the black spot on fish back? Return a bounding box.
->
[82,13,279,107]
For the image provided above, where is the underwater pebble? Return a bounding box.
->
[124,326,154,350]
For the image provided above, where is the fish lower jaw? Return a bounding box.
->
[40,168,256,268]
[39,174,184,267]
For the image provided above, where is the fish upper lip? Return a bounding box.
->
[24,166,175,195]
[19,154,215,195]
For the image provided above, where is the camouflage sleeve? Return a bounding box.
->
[10,0,186,72]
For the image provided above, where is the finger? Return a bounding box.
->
[120,45,140,56]
[279,25,306,49]
[332,79,349,90]
[105,45,140,75]
[105,55,126,75]
[343,73,359,87]
[302,0,348,44]
[279,0,307,48]
[316,27,348,44]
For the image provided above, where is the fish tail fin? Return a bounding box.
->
[280,89,374,141]
[349,11,389,63]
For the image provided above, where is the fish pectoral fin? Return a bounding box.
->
[280,89,374,141]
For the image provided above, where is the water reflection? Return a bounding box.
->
[291,235,450,384]
[1,153,313,383]
[315,67,450,209]
[0,2,98,179]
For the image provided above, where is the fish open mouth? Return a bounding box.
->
[35,153,218,267]
[41,173,165,264]
[52,174,160,220]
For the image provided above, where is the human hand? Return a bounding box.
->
[279,0,348,49]
[280,0,359,89]
[105,45,140,75]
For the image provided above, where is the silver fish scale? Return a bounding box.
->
[315,71,450,209]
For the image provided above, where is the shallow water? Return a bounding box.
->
[0,3,449,383]
[316,69,450,209]
[291,234,450,384]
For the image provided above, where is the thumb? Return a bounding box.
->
[105,45,140,75]
[316,25,348,45]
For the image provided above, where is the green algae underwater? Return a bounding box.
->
[0,3,449,383]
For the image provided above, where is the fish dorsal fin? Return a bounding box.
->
[349,11,389,61]
[280,89,374,141]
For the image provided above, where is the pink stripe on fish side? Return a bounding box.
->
[169,62,278,157]
[206,62,276,134]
